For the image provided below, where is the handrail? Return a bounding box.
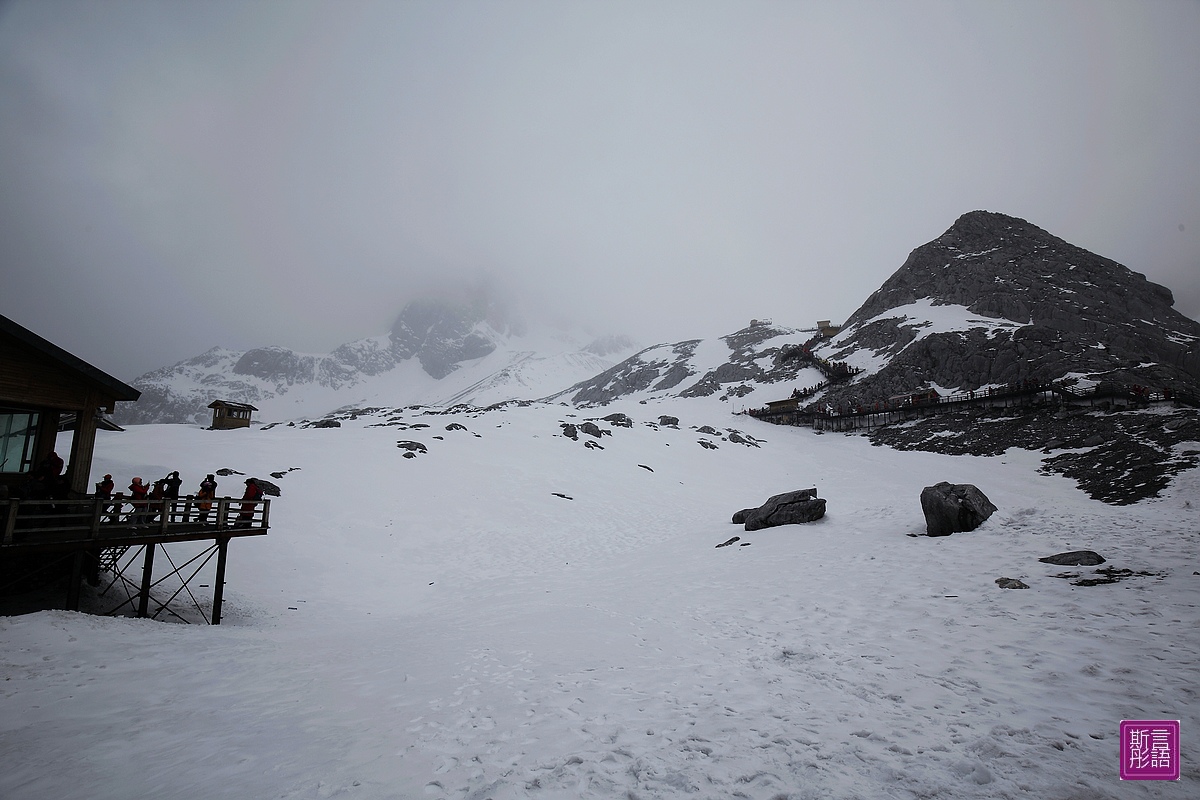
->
[0,496,270,547]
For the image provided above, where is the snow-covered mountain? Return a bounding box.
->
[119,210,1200,426]
[810,210,1200,407]
[547,321,826,410]
[116,293,637,425]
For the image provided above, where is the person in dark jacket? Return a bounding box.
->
[195,474,217,524]
[96,474,117,523]
[162,471,183,521]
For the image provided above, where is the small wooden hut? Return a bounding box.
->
[208,400,258,430]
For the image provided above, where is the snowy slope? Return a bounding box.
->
[1,397,1197,799]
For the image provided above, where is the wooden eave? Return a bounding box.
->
[0,314,140,411]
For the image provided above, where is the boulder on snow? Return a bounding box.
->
[739,488,825,531]
[251,478,281,497]
[561,423,579,440]
[995,577,1029,589]
[578,422,610,438]
[658,415,679,427]
[602,413,633,428]
[396,440,428,454]
[1038,550,1106,566]
[919,482,996,536]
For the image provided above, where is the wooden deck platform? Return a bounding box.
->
[1,496,270,623]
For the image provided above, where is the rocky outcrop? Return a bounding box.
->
[814,211,1200,410]
[871,407,1200,505]
[1039,550,1106,566]
[919,482,996,536]
[734,488,826,531]
[389,297,499,379]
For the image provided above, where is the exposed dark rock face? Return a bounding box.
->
[601,413,633,428]
[1039,551,1106,566]
[234,347,318,383]
[560,423,579,440]
[556,321,824,406]
[738,489,826,531]
[389,297,498,379]
[871,407,1200,504]
[919,482,997,536]
[815,211,1200,410]
[565,341,701,406]
[658,416,679,427]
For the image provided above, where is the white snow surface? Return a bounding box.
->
[816,299,1029,380]
[2,399,1198,799]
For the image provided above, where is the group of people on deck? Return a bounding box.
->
[93,471,264,527]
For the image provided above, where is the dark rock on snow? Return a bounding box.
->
[396,440,428,453]
[602,413,633,428]
[658,416,679,427]
[215,468,244,476]
[919,482,997,536]
[578,422,610,439]
[1039,550,1106,566]
[995,577,1029,589]
[740,488,826,531]
[716,536,741,548]
[561,423,579,440]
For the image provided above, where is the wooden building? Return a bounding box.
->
[208,400,258,430]
[0,314,140,497]
[1,314,269,623]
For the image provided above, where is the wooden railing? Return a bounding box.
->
[2,496,270,549]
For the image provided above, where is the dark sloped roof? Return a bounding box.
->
[0,314,140,402]
[208,400,259,411]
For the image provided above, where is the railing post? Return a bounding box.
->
[137,543,156,618]
[260,498,270,530]
[158,500,169,535]
[91,497,104,539]
[216,498,229,531]
[212,537,229,625]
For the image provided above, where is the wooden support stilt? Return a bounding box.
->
[137,543,156,618]
[211,538,229,625]
[66,551,84,611]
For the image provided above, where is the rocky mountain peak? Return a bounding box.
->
[816,210,1200,406]
[850,210,1175,328]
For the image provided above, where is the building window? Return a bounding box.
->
[0,410,40,474]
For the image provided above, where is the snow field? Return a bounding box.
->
[1,401,1197,799]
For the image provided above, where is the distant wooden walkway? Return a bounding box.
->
[746,380,1198,433]
[1,496,269,624]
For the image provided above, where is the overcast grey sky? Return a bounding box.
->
[2,0,1198,380]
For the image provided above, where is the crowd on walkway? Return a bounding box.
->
[90,471,265,528]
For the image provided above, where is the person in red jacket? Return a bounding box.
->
[128,477,149,526]
[237,478,263,526]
